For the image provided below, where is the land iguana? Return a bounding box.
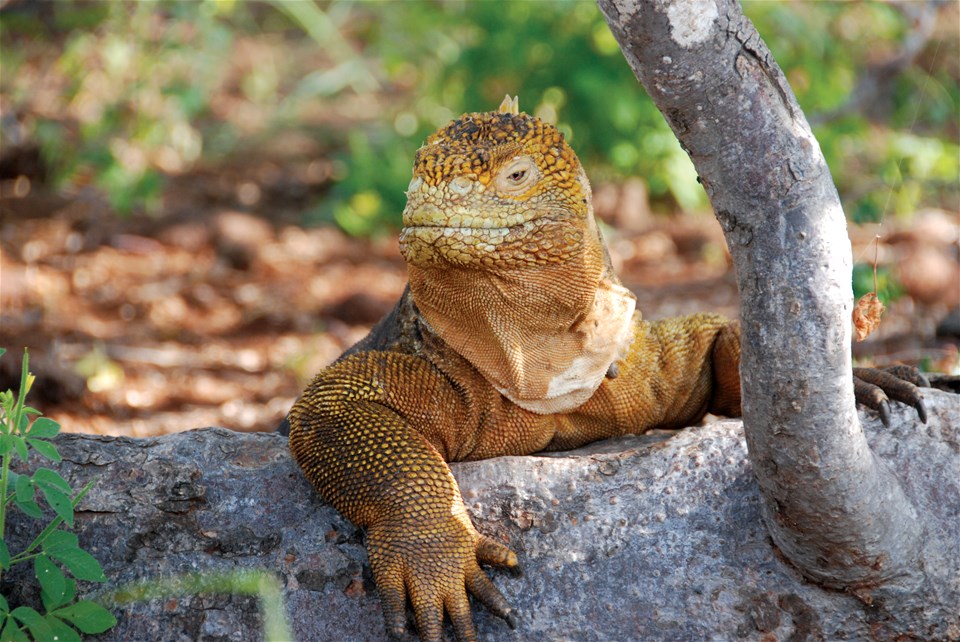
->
[286,96,928,642]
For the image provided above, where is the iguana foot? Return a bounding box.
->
[369,514,518,642]
[853,366,930,426]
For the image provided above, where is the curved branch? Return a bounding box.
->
[596,0,923,588]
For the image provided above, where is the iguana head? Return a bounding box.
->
[396,97,637,415]
[399,95,596,269]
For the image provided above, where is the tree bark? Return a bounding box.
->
[596,0,956,630]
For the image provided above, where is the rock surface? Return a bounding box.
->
[5,390,958,642]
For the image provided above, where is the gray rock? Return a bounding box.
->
[6,389,958,642]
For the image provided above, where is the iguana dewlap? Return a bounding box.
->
[287,96,928,642]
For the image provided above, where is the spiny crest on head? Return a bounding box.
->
[498,94,520,115]
[415,95,577,185]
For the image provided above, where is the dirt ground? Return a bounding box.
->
[1,165,957,437]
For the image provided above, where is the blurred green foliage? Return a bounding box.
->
[0,0,956,231]
[852,263,904,304]
[749,2,960,224]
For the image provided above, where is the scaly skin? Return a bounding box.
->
[287,98,925,641]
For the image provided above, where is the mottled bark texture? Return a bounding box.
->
[597,0,958,634]
[3,392,958,641]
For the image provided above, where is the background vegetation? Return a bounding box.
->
[1,0,957,235]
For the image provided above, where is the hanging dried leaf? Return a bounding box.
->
[853,234,885,341]
[853,291,884,341]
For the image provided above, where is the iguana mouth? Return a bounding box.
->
[399,223,518,245]
[402,204,540,231]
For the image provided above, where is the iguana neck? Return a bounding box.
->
[407,239,636,414]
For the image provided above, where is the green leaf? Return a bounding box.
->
[17,413,29,435]
[38,484,74,527]
[47,546,106,582]
[0,538,9,570]
[43,615,82,642]
[36,555,66,608]
[41,575,78,612]
[0,435,11,455]
[21,406,42,417]
[13,496,43,518]
[33,468,72,494]
[52,601,116,634]
[14,473,42,519]
[11,606,54,641]
[61,577,78,605]
[27,417,59,438]
[26,438,61,463]
[43,530,79,551]
[14,473,33,502]
[12,435,28,461]
[0,348,6,358]
[0,618,28,642]
[0,593,8,614]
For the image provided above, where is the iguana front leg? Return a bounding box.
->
[287,351,519,641]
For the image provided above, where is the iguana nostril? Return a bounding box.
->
[449,176,474,196]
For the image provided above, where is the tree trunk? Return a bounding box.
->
[596,0,956,632]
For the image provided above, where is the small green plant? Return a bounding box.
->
[0,348,117,642]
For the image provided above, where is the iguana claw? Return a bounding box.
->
[853,366,929,426]
[368,516,518,642]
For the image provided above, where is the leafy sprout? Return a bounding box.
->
[0,349,117,641]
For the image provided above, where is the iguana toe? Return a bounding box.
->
[475,534,518,569]
[375,571,408,639]
[446,591,478,642]
[853,366,927,425]
[465,566,515,627]
[883,364,931,389]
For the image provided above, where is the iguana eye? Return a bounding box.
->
[495,157,538,194]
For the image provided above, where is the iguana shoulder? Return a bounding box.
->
[337,285,423,360]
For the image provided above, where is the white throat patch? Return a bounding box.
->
[494,279,637,414]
